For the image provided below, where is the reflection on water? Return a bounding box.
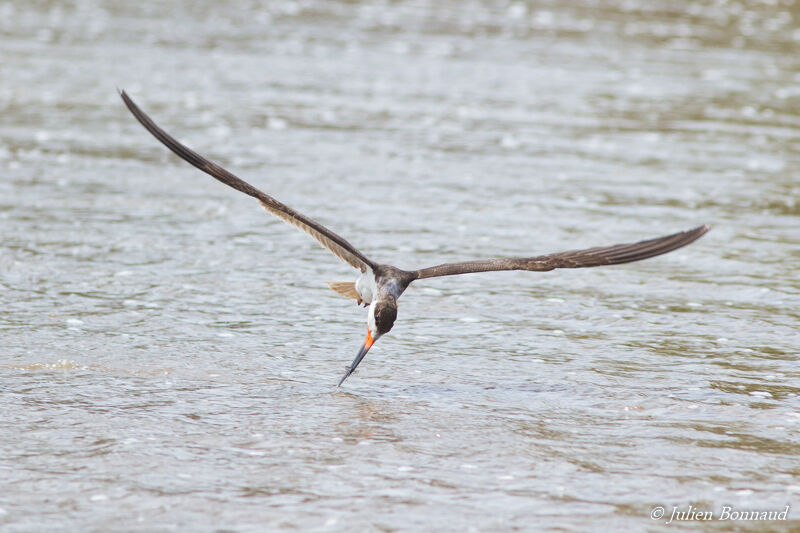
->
[2,0,799,530]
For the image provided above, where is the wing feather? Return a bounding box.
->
[120,90,375,273]
[413,225,709,279]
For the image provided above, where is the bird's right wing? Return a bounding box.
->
[414,225,709,279]
[120,90,376,273]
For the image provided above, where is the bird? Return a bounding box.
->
[119,90,710,386]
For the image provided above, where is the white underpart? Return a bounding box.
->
[355,267,376,304]
[367,302,378,337]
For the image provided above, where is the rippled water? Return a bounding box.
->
[2,1,800,531]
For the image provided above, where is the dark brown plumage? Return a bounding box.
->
[120,90,374,273]
[412,225,709,279]
[120,89,710,385]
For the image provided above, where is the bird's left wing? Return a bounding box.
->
[413,225,709,279]
[120,90,376,273]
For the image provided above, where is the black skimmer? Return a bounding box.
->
[120,91,710,386]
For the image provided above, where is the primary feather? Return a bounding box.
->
[120,90,375,273]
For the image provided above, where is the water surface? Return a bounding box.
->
[1,0,799,531]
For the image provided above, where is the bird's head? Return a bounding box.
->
[338,295,397,386]
[368,294,398,341]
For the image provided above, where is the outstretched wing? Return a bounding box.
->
[120,90,376,273]
[414,225,709,279]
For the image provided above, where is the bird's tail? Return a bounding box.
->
[326,281,359,300]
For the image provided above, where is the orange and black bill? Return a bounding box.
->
[337,330,375,386]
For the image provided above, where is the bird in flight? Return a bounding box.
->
[120,91,709,386]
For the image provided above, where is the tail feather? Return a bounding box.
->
[327,281,359,300]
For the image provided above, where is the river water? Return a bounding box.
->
[2,1,799,531]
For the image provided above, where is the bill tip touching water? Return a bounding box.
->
[119,89,710,387]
